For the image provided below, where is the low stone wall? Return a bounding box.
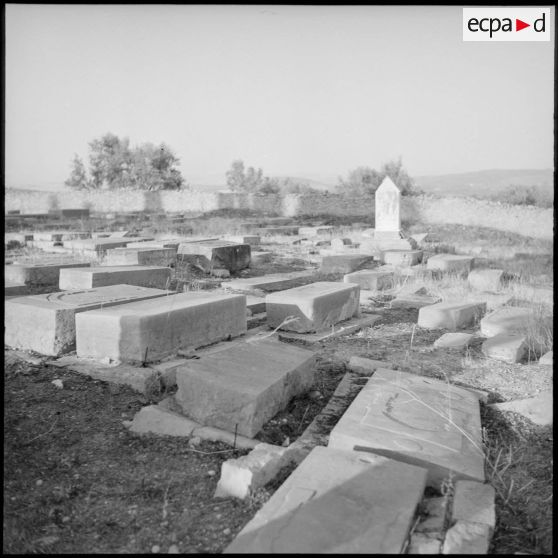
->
[5,188,553,239]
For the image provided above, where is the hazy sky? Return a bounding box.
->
[5,4,555,189]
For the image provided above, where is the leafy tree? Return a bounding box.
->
[64,154,89,190]
[225,160,246,192]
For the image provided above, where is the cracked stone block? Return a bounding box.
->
[343,269,394,291]
[468,269,507,292]
[5,285,170,356]
[266,281,360,333]
[5,262,91,286]
[480,306,535,337]
[59,265,172,290]
[418,301,486,330]
[433,332,474,350]
[482,334,528,363]
[214,443,290,499]
[75,292,247,363]
[177,241,251,272]
[381,250,423,267]
[224,446,427,554]
[328,368,485,488]
[452,481,495,529]
[319,254,374,274]
[407,532,442,554]
[174,340,316,438]
[426,254,474,276]
[442,521,491,554]
[102,247,177,267]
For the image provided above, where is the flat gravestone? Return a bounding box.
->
[468,269,506,292]
[64,237,154,254]
[223,234,260,246]
[482,334,528,363]
[5,282,30,297]
[381,249,422,267]
[479,306,534,337]
[59,265,172,290]
[319,254,374,274]
[426,254,474,275]
[328,368,485,487]
[102,247,177,267]
[5,285,169,356]
[75,292,247,363]
[5,262,91,286]
[253,226,299,236]
[177,241,251,272]
[266,281,360,333]
[418,301,486,330]
[343,269,394,291]
[224,446,427,553]
[223,270,317,294]
[433,332,474,350]
[174,340,316,437]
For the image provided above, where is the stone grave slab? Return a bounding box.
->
[482,334,528,363]
[253,225,299,236]
[381,249,422,267]
[479,306,534,337]
[177,241,251,272]
[224,446,427,554]
[391,291,442,309]
[245,295,266,315]
[59,265,172,290]
[452,480,496,529]
[250,251,273,265]
[64,237,154,254]
[319,254,374,274]
[426,254,474,275]
[174,340,316,437]
[328,368,485,487]
[5,282,30,297]
[489,391,552,426]
[5,285,169,356]
[467,268,507,292]
[433,332,474,350]
[343,269,394,291]
[75,292,247,363]
[418,301,486,330]
[102,247,177,267]
[5,262,91,286]
[223,234,260,246]
[222,270,317,294]
[330,238,352,251]
[266,281,360,333]
[125,239,183,249]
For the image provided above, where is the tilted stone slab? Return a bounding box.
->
[266,281,360,333]
[64,237,154,254]
[479,306,534,337]
[319,254,374,274]
[482,334,528,363]
[174,340,316,437]
[418,301,486,330]
[59,265,172,290]
[5,262,91,286]
[102,247,177,267]
[468,268,507,292]
[224,446,428,554]
[5,285,169,356]
[75,292,247,363]
[433,332,474,350]
[223,270,317,294]
[380,249,423,267]
[177,241,251,272]
[426,254,474,275]
[328,368,485,487]
[343,269,394,291]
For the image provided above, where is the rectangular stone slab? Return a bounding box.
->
[102,247,177,267]
[223,270,317,294]
[174,340,316,437]
[381,249,423,267]
[177,241,251,272]
[224,446,427,553]
[319,254,374,274]
[75,292,247,363]
[64,237,154,253]
[5,262,91,286]
[59,266,172,290]
[266,281,360,333]
[343,269,394,291]
[328,368,485,487]
[418,301,486,330]
[4,285,169,356]
[426,254,474,275]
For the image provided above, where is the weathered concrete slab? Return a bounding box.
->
[343,269,394,291]
[76,292,247,363]
[59,265,172,290]
[5,285,169,356]
[223,234,260,246]
[328,368,485,487]
[266,281,360,333]
[5,282,30,297]
[319,254,374,274]
[381,249,422,267]
[433,332,474,350]
[391,291,442,309]
[5,262,91,286]
[102,247,177,267]
[452,480,496,529]
[468,268,507,292]
[277,314,381,344]
[64,237,154,254]
[418,301,486,330]
[479,306,534,337]
[426,254,474,275]
[224,446,427,554]
[488,391,552,426]
[174,340,316,437]
[177,241,251,272]
[482,334,528,363]
[223,270,317,294]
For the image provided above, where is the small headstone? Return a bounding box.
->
[482,334,528,363]
[177,241,251,273]
[381,250,422,267]
[343,269,394,291]
[452,480,496,529]
[433,332,474,350]
[468,268,507,292]
[480,306,534,337]
[426,254,474,276]
[418,301,486,330]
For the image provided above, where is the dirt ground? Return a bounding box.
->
[3,219,553,554]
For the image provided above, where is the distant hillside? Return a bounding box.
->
[414,169,553,198]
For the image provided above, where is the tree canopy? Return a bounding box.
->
[65,133,186,191]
